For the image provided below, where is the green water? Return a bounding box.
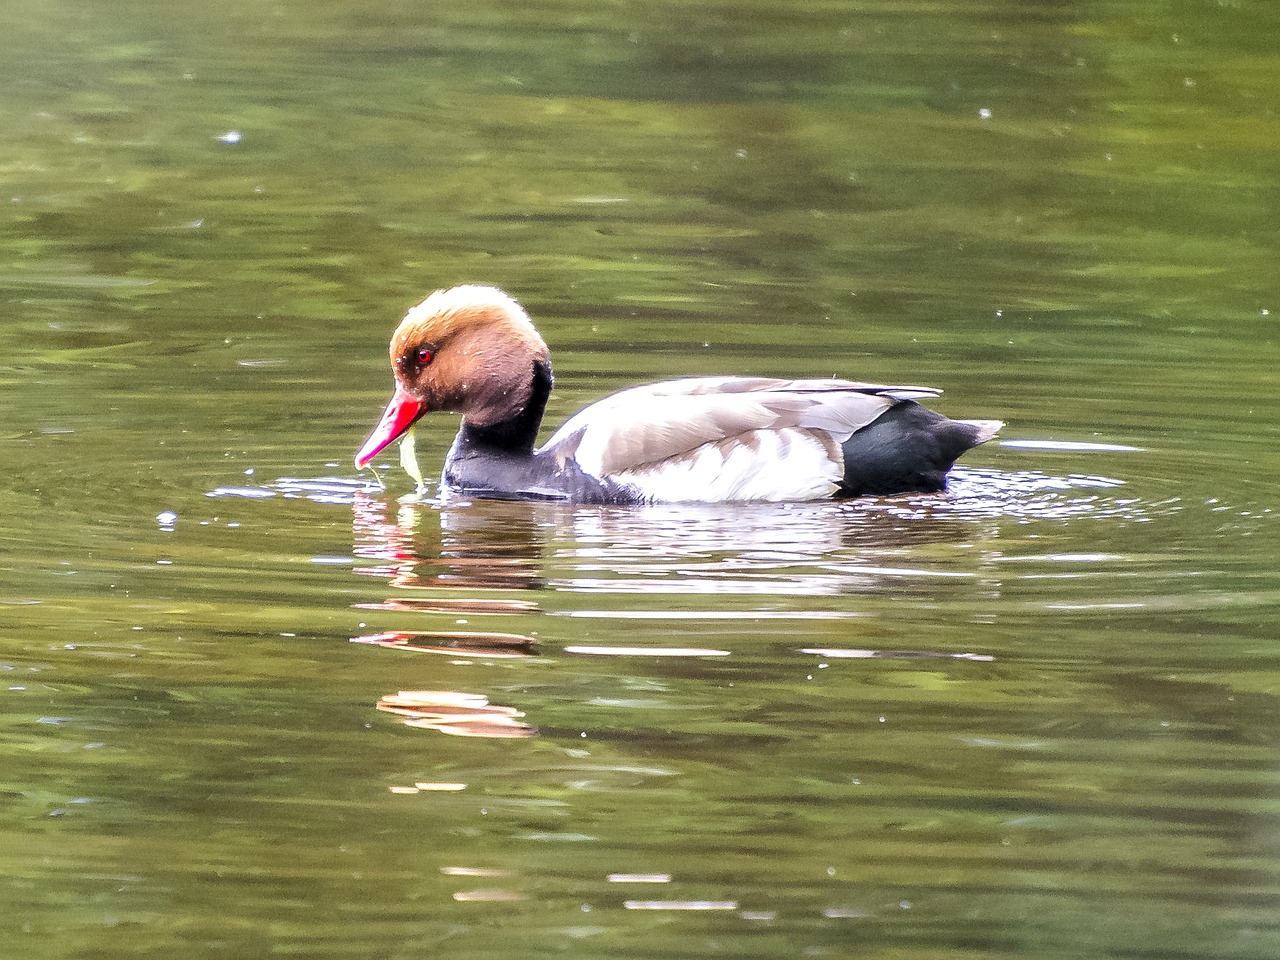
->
[3,1,1279,957]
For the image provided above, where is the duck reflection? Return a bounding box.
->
[352,630,536,659]
[349,460,1145,596]
[377,690,536,738]
[352,492,546,739]
[352,487,1005,597]
[353,491,548,591]
[348,474,1067,743]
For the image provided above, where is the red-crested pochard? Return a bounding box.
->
[355,285,1002,503]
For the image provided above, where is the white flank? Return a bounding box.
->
[612,428,841,502]
[537,375,961,503]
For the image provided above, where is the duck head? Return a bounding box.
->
[355,285,551,469]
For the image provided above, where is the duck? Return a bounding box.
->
[355,285,1002,503]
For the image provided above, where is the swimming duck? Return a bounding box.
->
[355,285,1001,503]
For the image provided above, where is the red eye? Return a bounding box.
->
[417,348,433,364]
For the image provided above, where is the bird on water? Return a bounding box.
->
[355,285,1002,503]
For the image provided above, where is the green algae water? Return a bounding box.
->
[3,1,1279,958]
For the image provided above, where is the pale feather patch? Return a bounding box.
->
[544,378,906,479]
[401,285,541,340]
[612,428,843,503]
[562,395,779,478]
[961,419,1004,443]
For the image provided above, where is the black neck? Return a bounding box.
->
[455,358,553,456]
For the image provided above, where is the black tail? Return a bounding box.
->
[837,402,1001,497]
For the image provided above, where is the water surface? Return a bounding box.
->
[3,1,1279,958]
